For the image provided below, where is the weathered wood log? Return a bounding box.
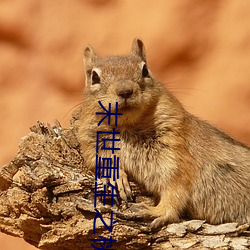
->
[0,109,249,249]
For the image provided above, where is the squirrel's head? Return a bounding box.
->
[83,39,160,126]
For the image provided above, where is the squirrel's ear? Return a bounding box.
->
[83,45,98,71]
[131,38,147,63]
[83,46,99,86]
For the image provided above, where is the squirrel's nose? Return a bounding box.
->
[116,88,133,99]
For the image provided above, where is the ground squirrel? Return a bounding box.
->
[78,38,250,229]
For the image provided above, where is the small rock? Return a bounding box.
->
[202,222,239,235]
[201,235,229,248]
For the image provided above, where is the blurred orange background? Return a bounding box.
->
[1,1,250,249]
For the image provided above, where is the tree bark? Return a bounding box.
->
[0,108,249,250]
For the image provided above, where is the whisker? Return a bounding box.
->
[61,102,83,122]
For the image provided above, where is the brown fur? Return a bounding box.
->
[78,39,250,229]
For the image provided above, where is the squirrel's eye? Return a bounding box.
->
[142,63,149,78]
[91,70,100,85]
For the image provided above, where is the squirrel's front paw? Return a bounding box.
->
[129,202,150,213]
[128,203,180,230]
[128,202,157,221]
[109,168,132,203]
[150,216,169,230]
[128,205,169,230]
